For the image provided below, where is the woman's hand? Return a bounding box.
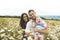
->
[22,29,25,31]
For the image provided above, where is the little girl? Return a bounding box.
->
[31,17,47,40]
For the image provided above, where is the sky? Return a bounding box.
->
[0,0,60,16]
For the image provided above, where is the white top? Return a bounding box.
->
[25,20,35,33]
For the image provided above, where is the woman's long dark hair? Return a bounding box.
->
[20,13,29,29]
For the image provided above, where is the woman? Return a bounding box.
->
[19,13,29,40]
[20,13,29,29]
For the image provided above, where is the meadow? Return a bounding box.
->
[0,18,60,40]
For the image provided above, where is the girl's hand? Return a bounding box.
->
[34,28,39,32]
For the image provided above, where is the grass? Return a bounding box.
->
[0,18,60,40]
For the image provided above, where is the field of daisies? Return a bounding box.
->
[0,18,60,40]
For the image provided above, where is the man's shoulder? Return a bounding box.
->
[27,20,32,24]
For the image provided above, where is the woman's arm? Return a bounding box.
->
[25,22,31,36]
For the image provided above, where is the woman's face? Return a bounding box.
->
[23,14,28,22]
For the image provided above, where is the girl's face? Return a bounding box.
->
[36,19,41,24]
[23,14,28,22]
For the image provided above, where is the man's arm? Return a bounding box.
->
[34,21,48,34]
[39,27,48,34]
[34,26,48,34]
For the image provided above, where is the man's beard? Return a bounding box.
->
[32,17,36,20]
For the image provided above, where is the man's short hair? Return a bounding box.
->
[28,9,34,14]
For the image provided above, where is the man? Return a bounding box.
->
[25,9,48,40]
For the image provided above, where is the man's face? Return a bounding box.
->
[29,11,36,20]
